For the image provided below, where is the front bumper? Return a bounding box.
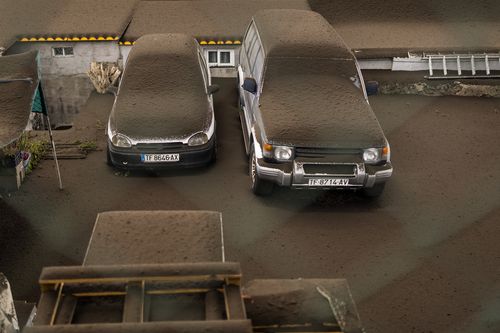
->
[255,157,392,189]
[108,137,215,169]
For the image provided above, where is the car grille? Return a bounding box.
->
[303,164,356,176]
[134,142,184,151]
[295,147,361,158]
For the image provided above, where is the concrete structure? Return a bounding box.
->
[0,51,41,193]
[0,0,137,126]
[8,42,123,126]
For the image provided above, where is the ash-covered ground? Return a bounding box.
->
[0,79,499,333]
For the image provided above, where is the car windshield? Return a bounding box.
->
[121,54,203,93]
[263,57,363,96]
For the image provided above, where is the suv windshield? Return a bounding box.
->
[263,58,365,100]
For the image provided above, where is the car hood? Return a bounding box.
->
[259,58,387,149]
[113,90,211,141]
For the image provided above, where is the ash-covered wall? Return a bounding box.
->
[7,42,123,126]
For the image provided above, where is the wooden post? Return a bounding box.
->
[44,114,63,190]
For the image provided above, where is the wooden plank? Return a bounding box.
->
[26,320,254,333]
[54,295,77,324]
[49,283,64,325]
[143,294,151,323]
[224,285,246,320]
[122,281,144,323]
[40,262,241,285]
[205,290,223,320]
[33,291,57,325]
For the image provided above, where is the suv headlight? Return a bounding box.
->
[363,147,389,164]
[188,132,208,146]
[111,133,132,148]
[274,146,293,161]
[263,143,294,162]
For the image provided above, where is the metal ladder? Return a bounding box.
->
[424,53,500,79]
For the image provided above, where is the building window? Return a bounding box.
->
[208,51,218,65]
[219,51,231,65]
[205,49,235,67]
[52,47,74,57]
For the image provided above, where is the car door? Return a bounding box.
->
[240,23,261,134]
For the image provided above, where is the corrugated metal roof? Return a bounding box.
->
[310,0,500,58]
[123,0,311,42]
[0,0,139,50]
[0,51,39,147]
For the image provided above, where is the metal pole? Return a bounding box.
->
[44,114,63,190]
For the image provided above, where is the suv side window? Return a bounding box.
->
[252,47,265,86]
[243,23,258,69]
[243,22,265,89]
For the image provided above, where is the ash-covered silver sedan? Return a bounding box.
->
[107,33,219,169]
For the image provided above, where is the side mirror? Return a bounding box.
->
[207,84,220,95]
[242,77,257,94]
[365,80,379,96]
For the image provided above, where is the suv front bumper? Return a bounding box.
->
[255,157,392,189]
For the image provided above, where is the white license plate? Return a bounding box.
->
[308,178,349,186]
[141,154,180,163]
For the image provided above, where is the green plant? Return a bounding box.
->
[1,142,18,157]
[15,133,47,173]
[78,140,98,152]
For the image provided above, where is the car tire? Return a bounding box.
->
[361,182,385,198]
[249,144,273,196]
[106,145,113,167]
[210,136,217,164]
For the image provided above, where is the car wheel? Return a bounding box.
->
[106,145,113,167]
[210,136,217,164]
[249,144,273,196]
[361,182,385,198]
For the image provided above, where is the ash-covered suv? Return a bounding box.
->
[237,10,392,196]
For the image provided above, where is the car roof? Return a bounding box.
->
[252,9,354,60]
[113,34,211,140]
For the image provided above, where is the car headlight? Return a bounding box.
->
[363,147,390,164]
[263,143,294,161]
[111,133,132,148]
[188,132,208,146]
[274,146,293,161]
[363,148,380,163]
